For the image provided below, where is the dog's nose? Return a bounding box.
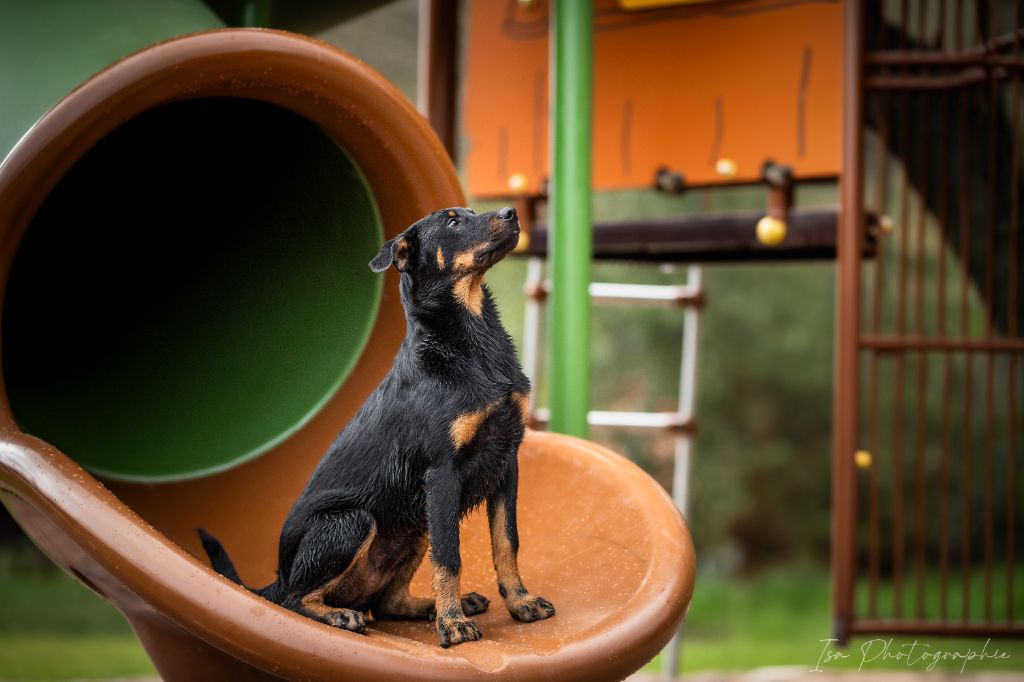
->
[498,206,517,221]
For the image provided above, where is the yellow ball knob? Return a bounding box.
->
[514,230,530,253]
[854,450,873,469]
[715,157,737,177]
[756,215,787,246]
[508,173,529,194]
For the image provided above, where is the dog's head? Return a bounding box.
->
[369,206,520,281]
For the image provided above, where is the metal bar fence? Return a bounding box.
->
[840,0,1024,641]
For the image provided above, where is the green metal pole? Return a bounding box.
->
[549,0,593,438]
[230,0,271,27]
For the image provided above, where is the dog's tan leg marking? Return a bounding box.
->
[436,246,446,270]
[376,535,434,619]
[300,524,377,631]
[489,502,525,602]
[489,500,555,623]
[432,563,483,646]
[432,563,462,618]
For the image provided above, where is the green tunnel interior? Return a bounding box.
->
[2,97,383,482]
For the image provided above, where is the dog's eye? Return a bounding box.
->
[447,218,459,228]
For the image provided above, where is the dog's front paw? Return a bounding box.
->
[437,614,482,648]
[508,594,556,623]
[324,608,366,634]
[461,592,490,616]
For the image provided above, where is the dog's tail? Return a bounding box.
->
[197,528,245,587]
[198,528,284,601]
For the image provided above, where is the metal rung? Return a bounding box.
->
[522,257,702,680]
[531,408,695,433]
[526,280,703,307]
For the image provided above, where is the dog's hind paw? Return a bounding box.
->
[461,592,490,616]
[508,595,555,623]
[437,615,482,648]
[325,608,366,634]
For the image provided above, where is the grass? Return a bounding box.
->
[0,558,155,681]
[3,553,1023,680]
[0,636,154,681]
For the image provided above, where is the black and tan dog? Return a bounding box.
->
[199,206,554,647]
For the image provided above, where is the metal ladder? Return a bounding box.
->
[521,257,703,679]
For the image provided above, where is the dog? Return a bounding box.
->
[199,206,554,647]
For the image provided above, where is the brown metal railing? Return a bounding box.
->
[836,0,1024,642]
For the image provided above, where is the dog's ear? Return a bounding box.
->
[369,238,398,272]
[369,231,417,273]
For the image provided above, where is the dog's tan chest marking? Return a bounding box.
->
[452,275,484,316]
[512,391,531,427]
[449,242,489,316]
[450,406,492,450]
[450,393,528,451]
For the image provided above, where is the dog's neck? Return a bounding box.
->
[399,274,508,361]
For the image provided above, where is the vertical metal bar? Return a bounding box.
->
[1010,352,1020,622]
[664,264,702,679]
[867,95,889,623]
[417,0,459,160]
[1013,0,1023,340]
[866,0,895,620]
[673,265,701,515]
[912,0,930,618]
[866,325,881,623]
[890,0,911,621]
[1008,0,1022,624]
[522,257,545,390]
[229,0,271,27]
[956,0,974,623]
[937,0,954,622]
[834,0,864,644]
[960,272,973,626]
[549,0,593,438]
[982,0,998,624]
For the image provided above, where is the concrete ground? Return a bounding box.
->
[69,669,1024,682]
[628,668,1024,682]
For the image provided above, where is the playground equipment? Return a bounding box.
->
[0,3,695,679]
[833,0,1024,641]
[456,2,845,674]
[473,0,1023,647]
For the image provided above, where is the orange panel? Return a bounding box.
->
[464,0,842,197]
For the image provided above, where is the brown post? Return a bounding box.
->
[763,162,794,223]
[832,0,864,646]
[417,0,459,160]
